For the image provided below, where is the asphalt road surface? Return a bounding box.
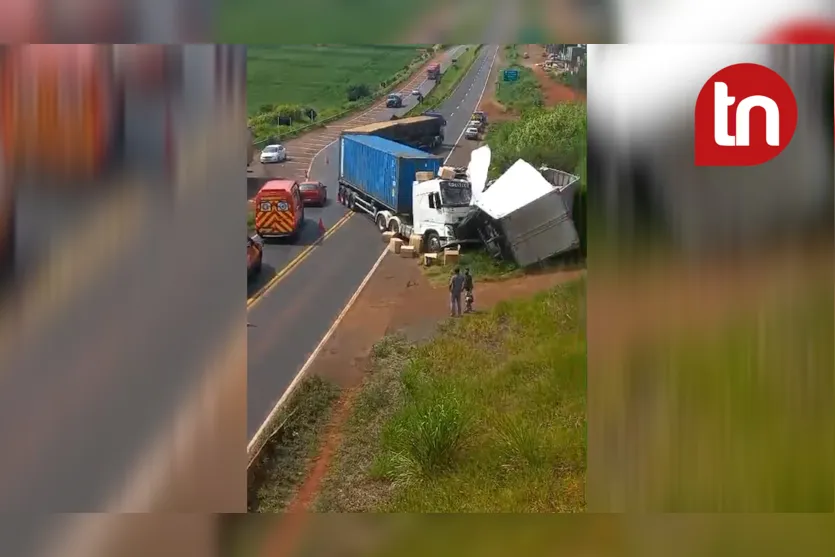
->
[247,45,499,437]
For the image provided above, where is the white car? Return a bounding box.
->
[259,144,286,163]
[465,126,480,140]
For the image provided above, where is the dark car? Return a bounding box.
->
[299,181,327,206]
[386,94,403,108]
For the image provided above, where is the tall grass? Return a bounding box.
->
[315,278,586,512]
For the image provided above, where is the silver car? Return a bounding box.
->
[259,144,286,163]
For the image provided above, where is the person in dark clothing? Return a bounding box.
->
[448,267,465,317]
[463,268,474,312]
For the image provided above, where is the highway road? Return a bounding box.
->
[245,45,468,286]
[247,44,500,438]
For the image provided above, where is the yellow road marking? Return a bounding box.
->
[247,212,353,309]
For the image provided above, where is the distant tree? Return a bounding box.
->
[345,83,371,102]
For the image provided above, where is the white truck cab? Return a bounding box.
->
[371,177,473,253]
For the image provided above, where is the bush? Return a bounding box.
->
[495,66,543,112]
[487,102,586,178]
[346,83,371,102]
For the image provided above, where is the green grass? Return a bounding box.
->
[493,45,543,112]
[422,249,585,286]
[404,45,482,117]
[247,45,429,143]
[248,46,425,115]
[219,1,440,43]
[423,250,522,285]
[496,67,543,112]
[314,278,586,512]
[247,376,341,512]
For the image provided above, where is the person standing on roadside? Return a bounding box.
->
[448,267,465,317]
[463,268,474,312]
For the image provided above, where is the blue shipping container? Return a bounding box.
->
[339,134,442,214]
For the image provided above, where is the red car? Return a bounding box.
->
[299,181,327,206]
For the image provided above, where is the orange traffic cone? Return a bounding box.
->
[318,218,326,235]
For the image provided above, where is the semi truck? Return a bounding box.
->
[337,133,473,253]
[426,62,441,80]
[344,113,446,152]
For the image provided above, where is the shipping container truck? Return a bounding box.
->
[345,112,446,152]
[337,134,473,252]
[426,62,441,80]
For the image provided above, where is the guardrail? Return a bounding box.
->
[250,45,445,148]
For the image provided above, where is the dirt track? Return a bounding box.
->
[521,44,585,104]
[476,44,584,125]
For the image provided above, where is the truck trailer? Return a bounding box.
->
[337,134,473,252]
[426,62,441,80]
[468,160,580,266]
[344,113,446,152]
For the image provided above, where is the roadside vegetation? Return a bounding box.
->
[423,250,522,285]
[248,46,432,144]
[494,45,543,112]
[404,45,482,117]
[314,278,586,512]
[247,376,341,512]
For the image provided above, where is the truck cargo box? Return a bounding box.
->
[474,159,579,267]
[339,134,442,214]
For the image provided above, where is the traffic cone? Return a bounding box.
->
[318,218,326,235]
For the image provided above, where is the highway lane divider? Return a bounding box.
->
[246,212,354,310]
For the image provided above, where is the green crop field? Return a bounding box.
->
[219,1,439,43]
[247,45,426,117]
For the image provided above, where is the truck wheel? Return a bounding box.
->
[375,214,387,232]
[424,231,441,253]
[348,194,357,211]
[388,219,400,236]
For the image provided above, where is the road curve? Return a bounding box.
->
[246,45,467,198]
[247,45,499,437]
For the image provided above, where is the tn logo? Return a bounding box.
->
[695,63,797,166]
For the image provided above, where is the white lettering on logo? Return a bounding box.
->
[713,81,781,147]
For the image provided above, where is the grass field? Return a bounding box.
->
[248,45,426,117]
[495,46,543,112]
[314,278,587,512]
[219,1,439,43]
